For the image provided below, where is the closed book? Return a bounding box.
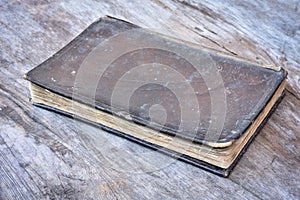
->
[25,16,286,177]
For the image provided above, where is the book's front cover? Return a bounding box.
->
[25,16,285,176]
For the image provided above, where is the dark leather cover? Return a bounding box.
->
[25,16,286,176]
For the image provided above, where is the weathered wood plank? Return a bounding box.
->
[0,0,299,199]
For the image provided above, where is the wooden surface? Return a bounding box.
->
[0,0,299,199]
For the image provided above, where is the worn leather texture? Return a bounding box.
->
[26,16,285,144]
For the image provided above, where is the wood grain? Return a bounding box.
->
[0,0,299,199]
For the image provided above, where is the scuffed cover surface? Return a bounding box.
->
[26,16,285,144]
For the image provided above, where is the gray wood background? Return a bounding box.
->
[0,0,299,199]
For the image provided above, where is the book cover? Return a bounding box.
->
[25,16,286,177]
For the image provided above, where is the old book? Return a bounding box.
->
[24,16,286,177]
